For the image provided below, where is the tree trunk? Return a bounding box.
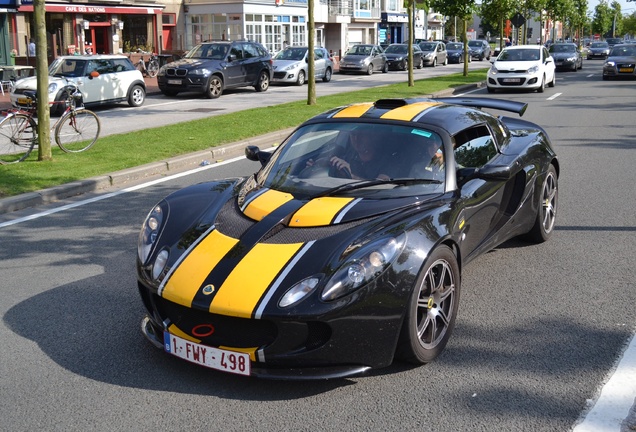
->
[34,0,52,161]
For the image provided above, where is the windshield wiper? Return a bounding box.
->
[314,178,442,198]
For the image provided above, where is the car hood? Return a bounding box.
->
[150,179,441,315]
[493,60,541,71]
[13,75,71,91]
[342,54,371,61]
[164,58,222,69]
[589,47,609,52]
[384,53,407,59]
[607,55,636,62]
[551,52,577,59]
[273,60,303,69]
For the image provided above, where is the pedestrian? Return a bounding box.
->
[28,39,36,56]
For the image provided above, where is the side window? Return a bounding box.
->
[91,59,114,75]
[243,43,259,59]
[230,45,243,60]
[315,49,324,60]
[113,59,133,72]
[453,125,497,168]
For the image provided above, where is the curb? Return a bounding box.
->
[0,82,484,215]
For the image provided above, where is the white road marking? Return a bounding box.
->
[548,93,562,100]
[573,334,636,431]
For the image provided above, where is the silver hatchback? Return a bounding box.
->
[272,47,334,86]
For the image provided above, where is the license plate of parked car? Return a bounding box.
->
[503,78,521,83]
[17,97,31,105]
[163,332,251,376]
[619,67,634,73]
[167,79,182,85]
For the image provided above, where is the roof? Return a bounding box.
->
[57,54,129,60]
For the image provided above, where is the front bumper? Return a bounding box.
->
[272,70,302,83]
[487,71,543,90]
[587,51,608,59]
[386,59,406,70]
[602,63,636,78]
[158,74,208,94]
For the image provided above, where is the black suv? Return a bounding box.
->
[157,40,273,99]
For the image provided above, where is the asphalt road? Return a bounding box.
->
[0,60,635,432]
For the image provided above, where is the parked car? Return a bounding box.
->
[468,39,492,61]
[418,41,448,66]
[136,96,559,379]
[339,44,388,75]
[157,40,272,99]
[384,44,424,70]
[487,45,556,93]
[10,54,146,115]
[548,42,583,71]
[602,43,636,80]
[587,41,610,59]
[272,46,333,85]
[446,42,471,64]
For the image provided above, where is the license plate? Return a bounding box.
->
[17,97,32,104]
[167,79,182,85]
[503,78,521,83]
[619,67,634,73]
[164,332,251,376]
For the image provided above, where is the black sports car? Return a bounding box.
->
[136,97,559,379]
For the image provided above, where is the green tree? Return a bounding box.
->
[592,1,613,37]
[431,0,478,75]
[34,0,51,161]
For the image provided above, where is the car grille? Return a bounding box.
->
[496,77,527,86]
[273,72,288,79]
[164,68,188,77]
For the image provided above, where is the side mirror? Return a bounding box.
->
[245,146,272,167]
[89,70,100,78]
[228,54,237,62]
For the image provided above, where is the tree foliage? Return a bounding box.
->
[431,0,477,75]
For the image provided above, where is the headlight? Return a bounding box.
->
[279,277,320,307]
[395,56,404,61]
[567,56,576,62]
[138,203,166,264]
[489,65,499,74]
[605,61,616,67]
[282,63,300,72]
[321,235,405,301]
[48,82,59,94]
[189,68,211,75]
[528,65,539,74]
[425,53,434,58]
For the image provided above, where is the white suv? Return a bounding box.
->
[10,54,146,114]
[487,45,556,93]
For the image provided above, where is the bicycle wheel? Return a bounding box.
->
[55,109,101,153]
[0,113,37,164]
[147,59,159,78]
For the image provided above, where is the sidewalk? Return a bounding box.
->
[0,76,160,111]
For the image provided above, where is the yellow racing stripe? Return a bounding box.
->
[168,324,201,343]
[380,101,440,121]
[210,242,304,318]
[289,197,354,227]
[332,102,374,118]
[243,189,294,221]
[162,230,238,307]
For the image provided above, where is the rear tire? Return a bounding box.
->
[524,164,558,243]
[255,70,270,92]
[322,68,332,82]
[396,245,460,364]
[55,109,101,153]
[0,113,37,164]
[128,84,146,107]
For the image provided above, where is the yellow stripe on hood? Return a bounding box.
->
[210,242,303,318]
[243,189,294,221]
[162,230,238,307]
[332,102,374,118]
[380,101,440,121]
[289,197,354,227]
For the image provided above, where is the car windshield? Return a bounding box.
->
[255,122,445,198]
[419,43,436,51]
[468,41,483,48]
[186,43,229,60]
[590,42,608,48]
[447,43,463,50]
[498,49,541,61]
[348,45,373,56]
[610,45,636,56]
[385,45,408,54]
[49,58,87,77]
[275,47,307,60]
[550,44,576,53]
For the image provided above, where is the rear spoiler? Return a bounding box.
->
[433,97,528,117]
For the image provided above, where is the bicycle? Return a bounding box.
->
[0,83,101,164]
[135,53,160,78]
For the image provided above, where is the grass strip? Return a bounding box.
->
[0,70,487,197]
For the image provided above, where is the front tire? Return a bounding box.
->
[296,70,306,86]
[524,164,558,243]
[367,64,374,75]
[396,245,461,364]
[382,62,389,73]
[128,84,146,107]
[255,70,270,92]
[204,75,223,99]
[537,75,546,93]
